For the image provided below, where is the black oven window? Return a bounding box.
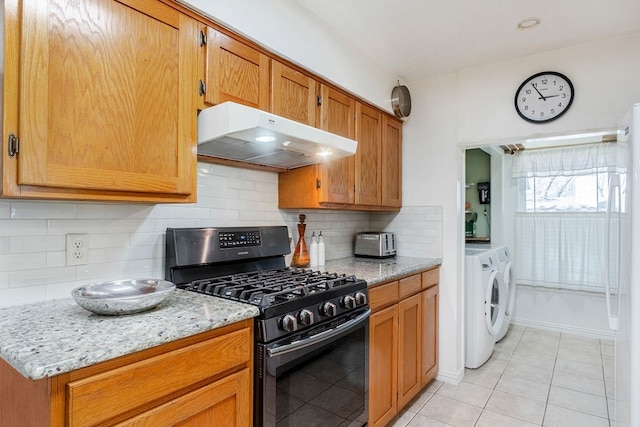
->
[275,329,368,427]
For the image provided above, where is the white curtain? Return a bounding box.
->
[513,143,618,292]
[512,143,619,178]
[514,212,613,291]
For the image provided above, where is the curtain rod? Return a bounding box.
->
[500,134,617,155]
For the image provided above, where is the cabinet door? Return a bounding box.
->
[205,27,270,110]
[12,0,197,201]
[369,305,398,427]
[397,292,422,409]
[421,285,439,386]
[271,61,317,126]
[382,116,403,207]
[318,85,356,204]
[355,103,382,205]
[115,368,252,427]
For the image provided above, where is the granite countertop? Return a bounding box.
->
[323,256,441,286]
[0,290,259,380]
[0,256,440,381]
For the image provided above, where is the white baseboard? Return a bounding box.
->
[436,367,464,385]
[512,317,615,340]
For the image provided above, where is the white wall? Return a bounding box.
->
[404,32,640,380]
[456,33,640,145]
[513,286,613,339]
[403,73,465,383]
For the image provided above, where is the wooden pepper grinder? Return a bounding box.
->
[292,214,310,268]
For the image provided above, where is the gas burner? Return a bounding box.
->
[188,268,358,308]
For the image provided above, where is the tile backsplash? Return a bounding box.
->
[0,163,442,307]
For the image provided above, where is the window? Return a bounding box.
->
[512,143,620,292]
[522,173,609,212]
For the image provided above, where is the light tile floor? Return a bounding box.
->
[388,326,614,427]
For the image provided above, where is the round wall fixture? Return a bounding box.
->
[391,82,411,119]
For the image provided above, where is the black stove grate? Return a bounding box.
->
[188,268,358,308]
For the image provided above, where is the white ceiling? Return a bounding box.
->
[294,0,640,82]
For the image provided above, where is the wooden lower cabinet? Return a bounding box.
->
[368,267,439,427]
[0,320,253,427]
[421,285,439,385]
[369,304,398,427]
[114,368,251,427]
[397,293,422,409]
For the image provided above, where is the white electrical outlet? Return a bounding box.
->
[66,233,89,266]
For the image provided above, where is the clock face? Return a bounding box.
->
[514,71,574,123]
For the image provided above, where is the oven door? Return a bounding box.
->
[256,307,370,427]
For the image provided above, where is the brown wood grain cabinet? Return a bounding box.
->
[2,0,199,202]
[271,61,318,126]
[381,116,403,208]
[369,302,399,427]
[278,95,402,211]
[355,103,383,206]
[368,267,440,427]
[201,26,270,111]
[0,320,253,427]
[278,85,357,208]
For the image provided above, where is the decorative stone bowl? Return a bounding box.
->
[71,279,175,315]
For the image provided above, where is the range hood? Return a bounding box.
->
[197,102,357,170]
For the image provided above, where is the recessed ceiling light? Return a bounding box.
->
[517,17,541,30]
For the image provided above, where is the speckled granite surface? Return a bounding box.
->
[322,256,441,286]
[0,256,439,381]
[0,290,259,380]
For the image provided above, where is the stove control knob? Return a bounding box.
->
[321,302,337,317]
[298,309,314,326]
[341,295,356,309]
[355,292,368,306]
[280,314,298,332]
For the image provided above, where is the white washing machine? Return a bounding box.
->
[465,249,507,368]
[493,245,514,342]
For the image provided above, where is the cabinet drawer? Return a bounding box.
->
[113,368,252,427]
[369,281,399,312]
[398,274,421,299]
[67,328,251,427]
[422,268,439,290]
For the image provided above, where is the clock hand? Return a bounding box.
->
[531,83,547,100]
[544,95,560,98]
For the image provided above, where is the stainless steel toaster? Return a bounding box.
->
[354,232,397,258]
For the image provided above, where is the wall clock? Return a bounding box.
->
[514,71,574,123]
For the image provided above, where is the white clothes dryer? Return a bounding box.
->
[465,249,507,368]
[493,245,514,342]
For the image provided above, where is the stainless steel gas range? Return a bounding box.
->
[165,226,370,427]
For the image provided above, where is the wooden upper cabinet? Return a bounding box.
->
[355,103,383,206]
[271,61,317,126]
[203,27,270,110]
[277,85,356,208]
[3,0,198,202]
[382,116,403,207]
[317,85,356,204]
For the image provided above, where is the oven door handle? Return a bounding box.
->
[266,308,370,358]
